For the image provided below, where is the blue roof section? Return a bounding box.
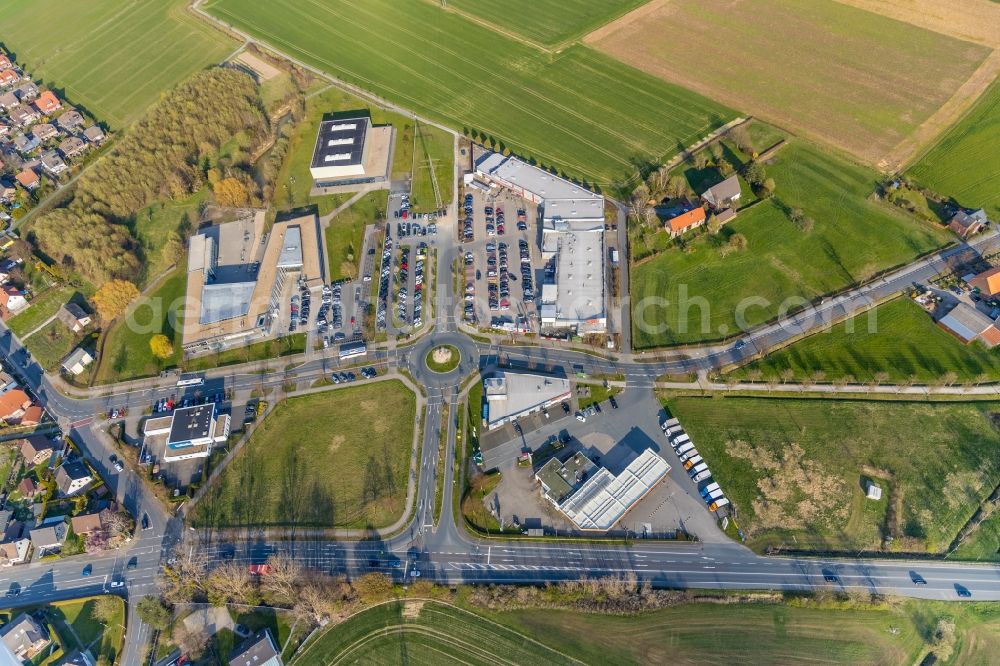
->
[277,225,303,268]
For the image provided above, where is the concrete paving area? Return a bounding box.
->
[477,387,726,542]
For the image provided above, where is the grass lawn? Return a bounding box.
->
[7,286,77,337]
[425,345,460,373]
[184,333,307,373]
[272,87,415,217]
[325,192,381,282]
[26,321,82,371]
[630,136,951,348]
[409,122,454,213]
[662,395,1000,554]
[446,0,648,47]
[52,597,125,664]
[94,264,186,384]
[954,510,1000,561]
[0,0,235,128]
[193,380,415,529]
[204,0,736,187]
[577,383,622,410]
[730,297,1000,385]
[586,0,990,164]
[908,77,1000,220]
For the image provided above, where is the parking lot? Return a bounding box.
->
[476,388,726,540]
[460,186,541,330]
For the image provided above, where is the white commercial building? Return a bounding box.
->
[475,151,607,334]
[143,404,231,462]
[484,370,571,429]
[558,448,671,531]
[308,116,392,188]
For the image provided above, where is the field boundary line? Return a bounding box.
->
[884,48,1000,173]
[417,0,552,53]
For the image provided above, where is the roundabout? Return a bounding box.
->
[425,344,461,373]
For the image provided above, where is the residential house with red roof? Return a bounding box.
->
[15,169,38,191]
[0,389,31,423]
[0,69,19,87]
[664,206,707,238]
[0,286,27,318]
[33,91,60,116]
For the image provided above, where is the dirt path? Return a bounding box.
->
[880,48,1000,172]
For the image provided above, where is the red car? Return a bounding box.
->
[248,564,272,576]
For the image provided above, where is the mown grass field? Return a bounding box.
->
[325,192,381,282]
[731,297,1000,385]
[409,122,454,213]
[446,0,647,47]
[908,77,1000,219]
[271,87,415,216]
[631,131,951,348]
[298,597,1000,666]
[586,0,990,164]
[0,0,235,127]
[194,381,415,529]
[204,0,736,187]
[28,321,81,371]
[662,395,1000,554]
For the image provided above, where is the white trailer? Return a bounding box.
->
[688,462,709,476]
[675,442,695,456]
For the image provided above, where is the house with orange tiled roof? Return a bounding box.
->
[663,206,707,239]
[15,169,38,191]
[0,389,31,423]
[969,266,1000,298]
[0,69,19,87]
[937,303,1000,348]
[0,54,11,71]
[33,90,60,116]
[19,405,42,427]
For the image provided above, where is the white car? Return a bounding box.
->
[109,580,125,589]
[575,412,586,422]
[410,569,421,578]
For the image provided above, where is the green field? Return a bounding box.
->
[194,381,415,529]
[409,122,454,213]
[631,134,951,347]
[204,0,736,187]
[908,77,1000,219]
[325,192,381,282]
[0,0,235,127]
[272,87,415,216]
[663,395,1000,553]
[298,597,1000,665]
[94,264,186,384]
[447,0,647,46]
[731,297,1000,384]
[587,0,990,164]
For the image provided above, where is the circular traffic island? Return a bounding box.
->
[425,344,461,373]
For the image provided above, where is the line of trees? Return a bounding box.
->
[32,68,268,286]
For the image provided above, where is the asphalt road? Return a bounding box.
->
[0,220,998,664]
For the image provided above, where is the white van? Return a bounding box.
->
[671,434,691,448]
[661,418,680,430]
[706,488,725,501]
[692,470,713,483]
[679,448,699,463]
[675,442,695,456]
[683,455,703,469]
[665,425,684,437]
[710,498,730,511]
[700,482,721,496]
[688,462,709,476]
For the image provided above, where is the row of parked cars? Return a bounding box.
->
[331,367,378,383]
[518,239,535,303]
[661,418,729,513]
[462,193,475,241]
[376,234,392,330]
